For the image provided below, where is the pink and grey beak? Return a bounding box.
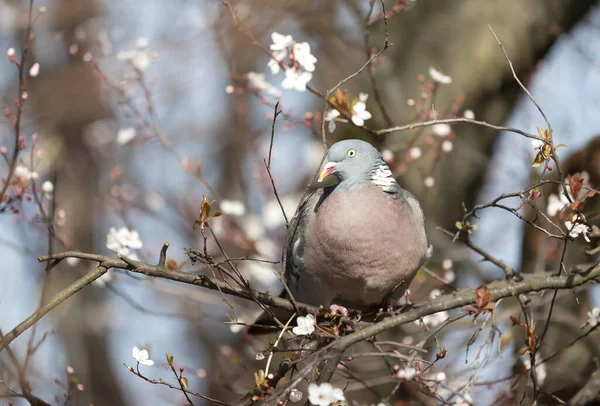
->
[318,162,338,182]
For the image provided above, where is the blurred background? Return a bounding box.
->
[1,0,600,405]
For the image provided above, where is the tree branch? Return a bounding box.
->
[0,265,108,353]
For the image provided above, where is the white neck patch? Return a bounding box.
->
[370,163,396,191]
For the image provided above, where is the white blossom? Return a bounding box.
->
[424,176,435,188]
[132,346,154,366]
[546,193,569,217]
[429,289,442,300]
[268,53,285,75]
[7,48,15,58]
[351,99,372,126]
[14,165,38,181]
[292,314,315,336]
[220,200,246,217]
[416,310,449,328]
[442,258,453,270]
[324,109,340,133]
[267,32,317,91]
[246,72,280,97]
[289,388,303,403]
[443,269,456,284]
[531,139,544,150]
[255,351,265,361]
[66,257,80,267]
[307,383,345,406]
[225,85,235,94]
[136,37,149,49]
[42,180,54,199]
[432,123,452,137]
[397,367,416,380]
[117,38,156,72]
[564,220,590,242]
[106,227,143,258]
[281,68,313,91]
[442,140,453,153]
[428,67,452,84]
[293,42,317,72]
[270,32,293,51]
[409,147,422,160]
[463,110,475,119]
[267,33,292,75]
[29,62,40,77]
[117,127,136,145]
[382,149,394,162]
[434,372,446,382]
[587,307,600,327]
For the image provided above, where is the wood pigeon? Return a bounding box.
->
[285,139,432,311]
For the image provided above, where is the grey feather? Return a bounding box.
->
[284,139,431,310]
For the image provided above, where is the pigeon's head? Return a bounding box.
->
[318,139,384,186]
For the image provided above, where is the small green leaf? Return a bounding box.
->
[180,377,188,389]
[166,353,174,366]
[212,211,222,218]
[555,143,567,149]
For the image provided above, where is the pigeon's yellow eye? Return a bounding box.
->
[347,149,356,158]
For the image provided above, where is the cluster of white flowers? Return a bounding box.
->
[292,314,315,336]
[323,94,374,132]
[117,127,136,145]
[397,366,416,380]
[324,109,341,133]
[132,346,154,366]
[588,307,600,327]
[117,37,156,73]
[307,383,345,406]
[441,259,456,283]
[14,165,39,181]
[106,227,143,260]
[268,32,317,92]
[351,93,372,126]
